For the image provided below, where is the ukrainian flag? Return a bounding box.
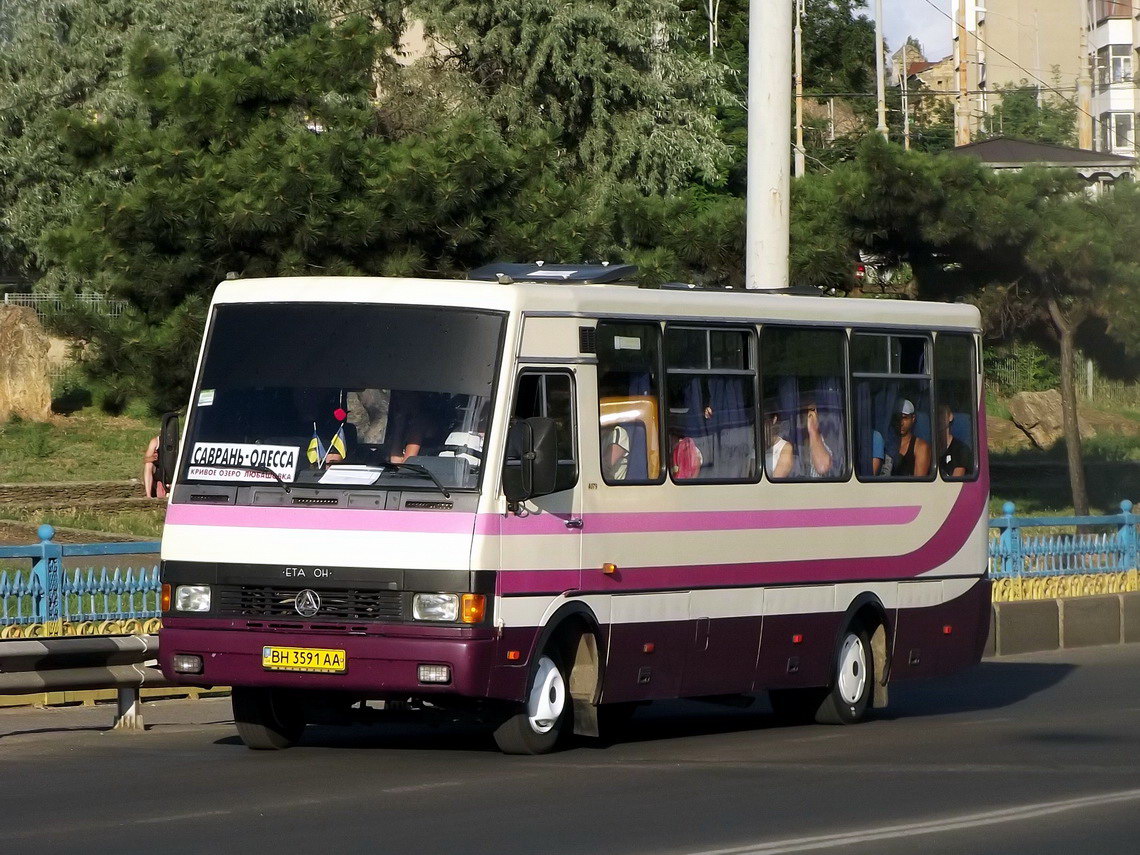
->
[326,423,347,462]
[307,423,326,465]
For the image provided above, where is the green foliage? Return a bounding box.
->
[0,0,326,281]
[986,341,1061,394]
[414,0,732,192]
[982,84,1077,147]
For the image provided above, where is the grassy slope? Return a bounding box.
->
[0,413,158,483]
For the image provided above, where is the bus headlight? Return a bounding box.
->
[412,593,458,622]
[174,585,211,612]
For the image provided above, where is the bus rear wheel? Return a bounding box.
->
[493,653,570,755]
[232,687,307,750]
[815,627,873,725]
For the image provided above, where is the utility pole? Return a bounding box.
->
[794,0,805,177]
[874,0,888,139]
[745,0,792,290]
[1078,8,1093,150]
[900,53,911,150]
[955,0,971,146]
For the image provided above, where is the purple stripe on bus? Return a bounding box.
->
[165,504,478,535]
[475,504,922,537]
[497,476,988,593]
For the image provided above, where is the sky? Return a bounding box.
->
[879,0,953,60]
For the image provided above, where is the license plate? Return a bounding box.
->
[262,646,346,673]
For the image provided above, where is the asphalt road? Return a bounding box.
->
[3,644,1140,855]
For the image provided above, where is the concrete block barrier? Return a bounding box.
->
[1122,592,1140,644]
[991,592,1140,657]
[1060,596,1121,648]
[993,600,1060,656]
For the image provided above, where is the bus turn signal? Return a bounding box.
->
[160,584,171,612]
[461,594,486,624]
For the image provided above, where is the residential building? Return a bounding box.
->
[948,136,1135,192]
[1088,0,1138,155]
[951,0,1083,139]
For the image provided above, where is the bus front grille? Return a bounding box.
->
[215,586,404,621]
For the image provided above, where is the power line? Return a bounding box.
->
[917,0,1097,126]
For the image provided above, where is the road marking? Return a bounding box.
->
[683,787,1140,855]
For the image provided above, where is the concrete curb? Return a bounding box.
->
[992,592,1140,656]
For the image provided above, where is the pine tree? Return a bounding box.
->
[0,0,323,282]
[411,0,732,193]
[38,19,593,410]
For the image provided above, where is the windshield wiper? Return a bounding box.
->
[211,464,292,493]
[383,462,451,498]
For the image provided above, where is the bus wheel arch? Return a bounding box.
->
[840,593,891,710]
[820,594,891,722]
[494,603,603,753]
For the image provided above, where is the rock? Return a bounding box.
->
[1007,389,1095,449]
[986,415,1032,452]
[0,305,51,423]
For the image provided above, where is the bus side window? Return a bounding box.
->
[760,327,849,481]
[851,333,934,480]
[934,334,978,480]
[664,326,758,482]
[596,322,663,484]
[512,372,578,492]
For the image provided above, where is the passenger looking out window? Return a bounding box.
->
[852,333,934,481]
[760,327,848,480]
[938,404,973,478]
[892,399,931,477]
[764,411,794,478]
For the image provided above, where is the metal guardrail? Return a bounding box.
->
[0,525,160,638]
[0,634,167,729]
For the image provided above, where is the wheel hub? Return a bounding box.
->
[527,656,565,734]
[837,633,867,705]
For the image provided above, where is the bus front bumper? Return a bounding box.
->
[159,624,505,698]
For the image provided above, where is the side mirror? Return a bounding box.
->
[502,417,559,504]
[157,411,181,489]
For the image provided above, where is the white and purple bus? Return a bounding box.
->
[159,265,990,753]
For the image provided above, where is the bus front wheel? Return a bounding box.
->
[232,686,307,750]
[493,653,570,755]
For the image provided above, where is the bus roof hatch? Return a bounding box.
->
[467,262,638,284]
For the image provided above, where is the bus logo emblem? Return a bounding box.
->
[294,589,321,618]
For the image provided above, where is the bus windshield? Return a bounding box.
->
[182,302,505,492]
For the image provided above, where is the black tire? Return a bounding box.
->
[814,626,874,725]
[232,687,307,750]
[493,651,571,755]
[768,687,828,723]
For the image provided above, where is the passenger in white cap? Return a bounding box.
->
[891,398,930,477]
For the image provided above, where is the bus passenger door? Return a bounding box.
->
[499,369,583,595]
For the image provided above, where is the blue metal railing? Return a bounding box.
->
[0,525,160,634]
[989,500,1139,578]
